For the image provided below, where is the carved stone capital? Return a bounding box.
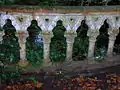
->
[106,15,120,30]
[89,38,96,42]
[108,29,119,37]
[65,30,77,44]
[86,15,105,30]
[87,29,99,40]
[42,31,53,44]
[17,31,28,44]
[61,15,84,30]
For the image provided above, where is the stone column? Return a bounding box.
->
[65,30,77,61]
[86,14,104,60]
[107,29,119,57]
[87,38,96,59]
[107,36,116,57]
[17,31,28,66]
[42,31,53,64]
[87,29,99,59]
[0,30,4,44]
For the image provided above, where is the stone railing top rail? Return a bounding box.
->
[0,5,120,13]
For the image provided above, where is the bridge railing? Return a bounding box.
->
[0,10,120,66]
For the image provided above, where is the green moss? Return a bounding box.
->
[50,20,67,62]
[26,20,43,65]
[2,19,20,64]
[72,20,89,61]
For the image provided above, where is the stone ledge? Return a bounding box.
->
[43,55,120,72]
[2,55,120,73]
[0,5,120,13]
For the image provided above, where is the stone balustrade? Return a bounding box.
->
[0,8,120,66]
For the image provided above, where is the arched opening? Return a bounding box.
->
[26,20,43,66]
[72,20,89,61]
[2,19,20,64]
[50,20,67,62]
[113,27,120,55]
[94,19,109,59]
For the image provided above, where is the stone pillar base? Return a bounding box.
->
[105,56,114,61]
[106,54,113,58]
[18,60,29,67]
[87,38,96,59]
[42,59,52,67]
[88,60,96,64]
[87,57,95,60]
[87,57,96,64]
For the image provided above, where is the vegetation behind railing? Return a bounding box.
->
[0,0,120,6]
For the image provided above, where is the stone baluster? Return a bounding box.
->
[107,29,119,57]
[17,31,28,66]
[87,29,99,59]
[106,15,120,57]
[42,31,53,65]
[65,30,77,61]
[0,30,4,44]
[86,15,104,59]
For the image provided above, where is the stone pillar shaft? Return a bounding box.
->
[87,29,99,59]
[107,29,119,57]
[42,31,52,63]
[107,37,116,57]
[66,31,76,60]
[17,31,27,61]
[44,43,50,60]
[66,43,73,60]
[88,38,96,58]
